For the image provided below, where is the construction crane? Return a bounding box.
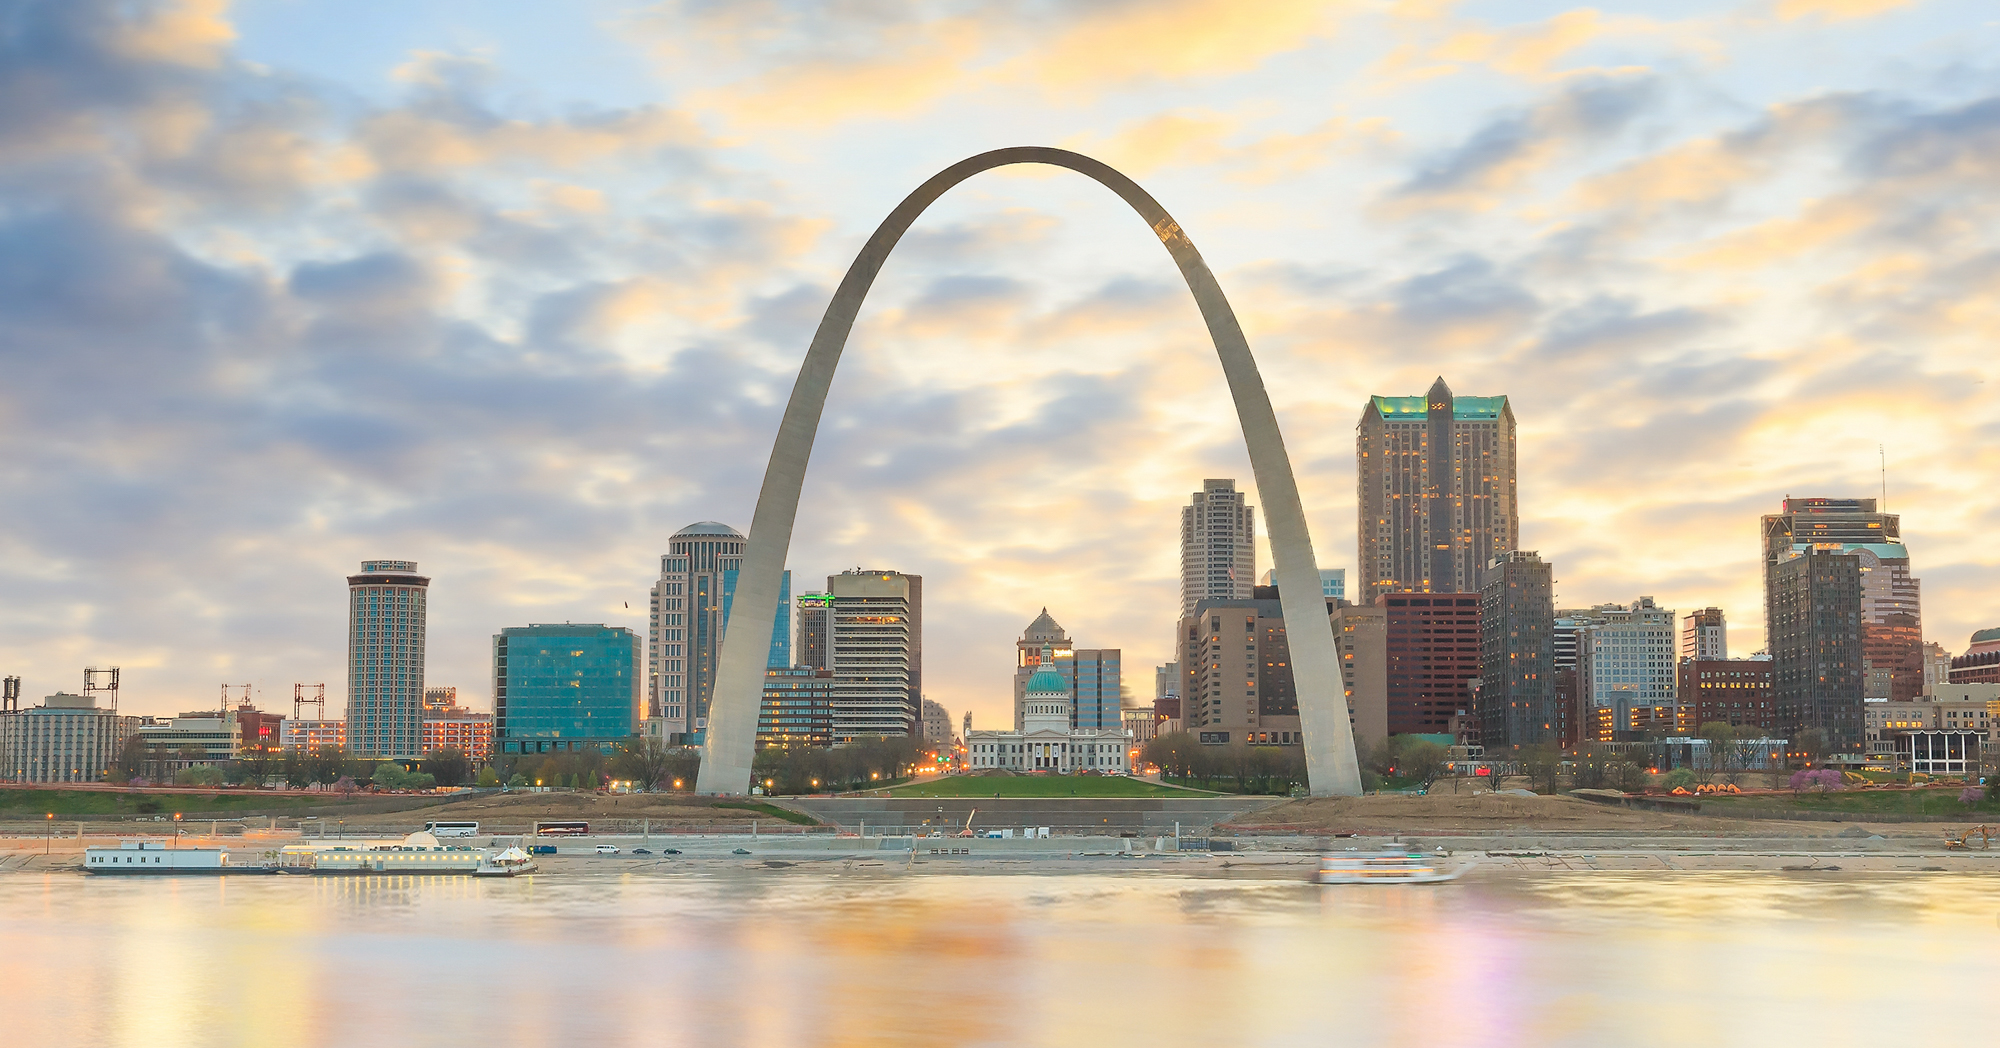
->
[293,683,326,720]
[956,808,979,837]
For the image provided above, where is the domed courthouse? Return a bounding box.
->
[966,661,1132,774]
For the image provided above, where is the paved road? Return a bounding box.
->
[779,796,1285,835]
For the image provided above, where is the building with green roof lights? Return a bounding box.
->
[1356,377,1518,600]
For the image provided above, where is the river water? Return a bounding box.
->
[2,867,1995,1047]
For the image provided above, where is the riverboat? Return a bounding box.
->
[275,831,487,875]
[1316,850,1464,885]
[84,840,271,875]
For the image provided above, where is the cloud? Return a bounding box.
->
[1774,0,1916,21]
[1386,74,1661,210]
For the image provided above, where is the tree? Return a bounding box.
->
[423,748,472,787]
[1695,722,1736,786]
[175,765,224,787]
[372,763,409,789]
[1520,744,1563,795]
[1793,728,1829,769]
[476,766,501,788]
[112,735,147,784]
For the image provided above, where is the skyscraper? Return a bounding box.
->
[1073,648,1123,733]
[796,591,832,669]
[1575,597,1678,737]
[1356,377,1518,600]
[347,559,429,756]
[493,623,643,755]
[1478,551,1555,753]
[1681,608,1727,662]
[1180,479,1256,617]
[1177,595,1302,746]
[1768,546,1865,752]
[826,569,922,740]
[1762,497,1923,702]
[648,522,791,744]
[1380,592,1482,735]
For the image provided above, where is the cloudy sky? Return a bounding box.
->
[2,0,1997,728]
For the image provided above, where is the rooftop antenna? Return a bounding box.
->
[293,683,326,721]
[1879,444,1887,512]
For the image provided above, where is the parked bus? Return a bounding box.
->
[534,821,590,837]
[424,820,480,838]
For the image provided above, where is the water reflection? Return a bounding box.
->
[2,870,1995,1047]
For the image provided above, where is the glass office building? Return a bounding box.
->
[494,624,643,754]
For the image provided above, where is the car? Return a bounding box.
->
[631,848,653,855]
[594,844,620,855]
[660,848,682,855]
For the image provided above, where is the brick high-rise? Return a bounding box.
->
[1357,378,1517,601]
[1380,592,1482,735]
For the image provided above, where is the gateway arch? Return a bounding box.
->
[696,146,1363,797]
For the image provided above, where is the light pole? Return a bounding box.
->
[172,812,182,849]
[46,812,53,854]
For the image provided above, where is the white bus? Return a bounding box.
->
[424,820,480,838]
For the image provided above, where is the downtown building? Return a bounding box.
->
[1575,598,1680,741]
[1768,546,1865,753]
[1356,378,1517,601]
[966,665,1130,774]
[1180,480,1256,617]
[796,569,923,741]
[1008,609,1121,733]
[647,522,791,744]
[346,560,429,757]
[1177,593,1302,746]
[1681,608,1727,661]
[420,688,493,761]
[493,623,643,756]
[1477,551,1555,754]
[1948,628,2000,685]
[757,666,835,748]
[0,691,138,784]
[1381,592,1483,738]
[1763,498,1924,702]
[1678,657,1774,733]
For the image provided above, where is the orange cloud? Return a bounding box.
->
[1774,0,1916,20]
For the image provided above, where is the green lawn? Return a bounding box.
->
[0,788,356,817]
[1703,787,2000,818]
[713,800,820,825]
[886,775,1215,798]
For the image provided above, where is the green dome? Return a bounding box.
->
[1024,668,1068,694]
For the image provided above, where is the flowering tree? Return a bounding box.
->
[1960,787,1984,807]
[1789,769,1843,793]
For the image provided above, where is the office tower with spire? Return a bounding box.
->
[1180,480,1256,618]
[1356,377,1517,601]
[347,560,430,757]
[1762,498,1922,703]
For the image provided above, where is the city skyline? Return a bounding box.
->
[4,2,2000,743]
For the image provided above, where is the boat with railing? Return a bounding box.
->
[1317,849,1464,885]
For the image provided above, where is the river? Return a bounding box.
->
[2,867,1994,1047]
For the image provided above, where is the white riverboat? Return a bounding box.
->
[275,831,487,875]
[1317,850,1464,885]
[85,840,265,875]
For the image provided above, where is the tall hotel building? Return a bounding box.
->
[1181,480,1256,617]
[648,522,790,744]
[1357,378,1517,600]
[824,569,922,740]
[1763,498,1922,704]
[347,560,429,756]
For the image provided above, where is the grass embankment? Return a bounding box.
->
[713,801,819,825]
[1702,787,2000,818]
[888,775,1214,798]
[0,787,342,817]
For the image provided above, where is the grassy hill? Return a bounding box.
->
[0,786,344,817]
[1700,786,2000,818]
[886,775,1215,798]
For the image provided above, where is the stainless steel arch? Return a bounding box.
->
[696,146,1362,796]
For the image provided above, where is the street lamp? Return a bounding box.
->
[172,812,182,849]
[46,812,53,855]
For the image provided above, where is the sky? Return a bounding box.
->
[3,0,1999,729]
